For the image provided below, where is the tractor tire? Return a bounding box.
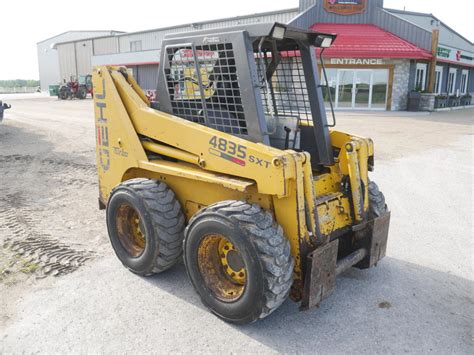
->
[77,86,87,99]
[184,200,294,324]
[368,181,388,218]
[58,87,69,100]
[106,178,185,276]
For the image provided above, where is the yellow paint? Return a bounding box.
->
[93,66,376,299]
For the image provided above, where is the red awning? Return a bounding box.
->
[312,23,432,60]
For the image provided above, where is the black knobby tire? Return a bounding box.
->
[58,87,68,100]
[368,181,388,218]
[184,200,294,324]
[106,178,185,276]
[77,86,87,99]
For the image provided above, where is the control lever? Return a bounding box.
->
[284,126,291,150]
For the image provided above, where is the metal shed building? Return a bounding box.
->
[51,8,299,95]
[37,31,123,92]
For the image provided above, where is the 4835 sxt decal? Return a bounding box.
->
[208,136,271,168]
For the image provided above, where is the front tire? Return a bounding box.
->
[106,179,185,276]
[184,201,294,324]
[368,181,388,218]
[58,87,68,100]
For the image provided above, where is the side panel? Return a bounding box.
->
[110,68,292,196]
[93,67,259,203]
[93,67,148,204]
[123,168,272,221]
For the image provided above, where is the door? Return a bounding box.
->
[321,68,337,107]
[336,70,371,109]
[371,70,389,109]
[337,70,354,108]
[333,69,388,110]
[354,71,371,109]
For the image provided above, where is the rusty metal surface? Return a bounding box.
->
[115,204,146,257]
[356,211,391,269]
[300,239,338,310]
[335,248,367,276]
[197,234,245,302]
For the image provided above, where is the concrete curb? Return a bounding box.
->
[433,105,474,112]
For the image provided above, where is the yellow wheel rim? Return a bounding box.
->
[197,234,246,302]
[218,239,246,285]
[116,204,146,257]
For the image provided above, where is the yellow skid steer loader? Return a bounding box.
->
[93,23,390,324]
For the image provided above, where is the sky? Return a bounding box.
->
[0,0,472,80]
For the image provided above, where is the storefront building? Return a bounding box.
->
[389,8,474,103]
[313,23,432,111]
[291,0,474,110]
[45,0,472,111]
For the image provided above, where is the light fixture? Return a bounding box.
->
[271,24,286,40]
[317,35,334,48]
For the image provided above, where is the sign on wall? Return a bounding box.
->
[437,45,474,66]
[323,0,368,15]
[330,58,384,65]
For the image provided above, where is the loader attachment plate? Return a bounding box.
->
[300,240,338,310]
[300,212,390,310]
[356,211,391,269]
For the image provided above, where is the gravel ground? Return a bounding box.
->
[0,96,472,353]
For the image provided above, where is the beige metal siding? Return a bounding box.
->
[37,31,122,91]
[94,37,119,55]
[57,43,77,81]
[136,64,159,91]
[117,9,299,53]
[198,10,299,28]
[75,40,93,75]
[119,31,162,52]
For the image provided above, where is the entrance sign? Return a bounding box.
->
[324,0,368,15]
[330,58,384,65]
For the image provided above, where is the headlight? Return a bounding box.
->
[271,25,286,40]
[317,35,334,48]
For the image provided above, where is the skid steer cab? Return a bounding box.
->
[93,22,390,324]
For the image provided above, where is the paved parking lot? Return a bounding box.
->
[0,96,472,353]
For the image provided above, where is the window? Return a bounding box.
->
[415,63,427,91]
[434,66,443,94]
[321,68,337,105]
[130,40,142,52]
[460,69,469,95]
[447,68,457,95]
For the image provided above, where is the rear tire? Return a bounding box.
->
[106,179,185,276]
[184,200,294,324]
[77,86,87,99]
[368,181,388,218]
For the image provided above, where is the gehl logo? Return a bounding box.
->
[95,79,110,172]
